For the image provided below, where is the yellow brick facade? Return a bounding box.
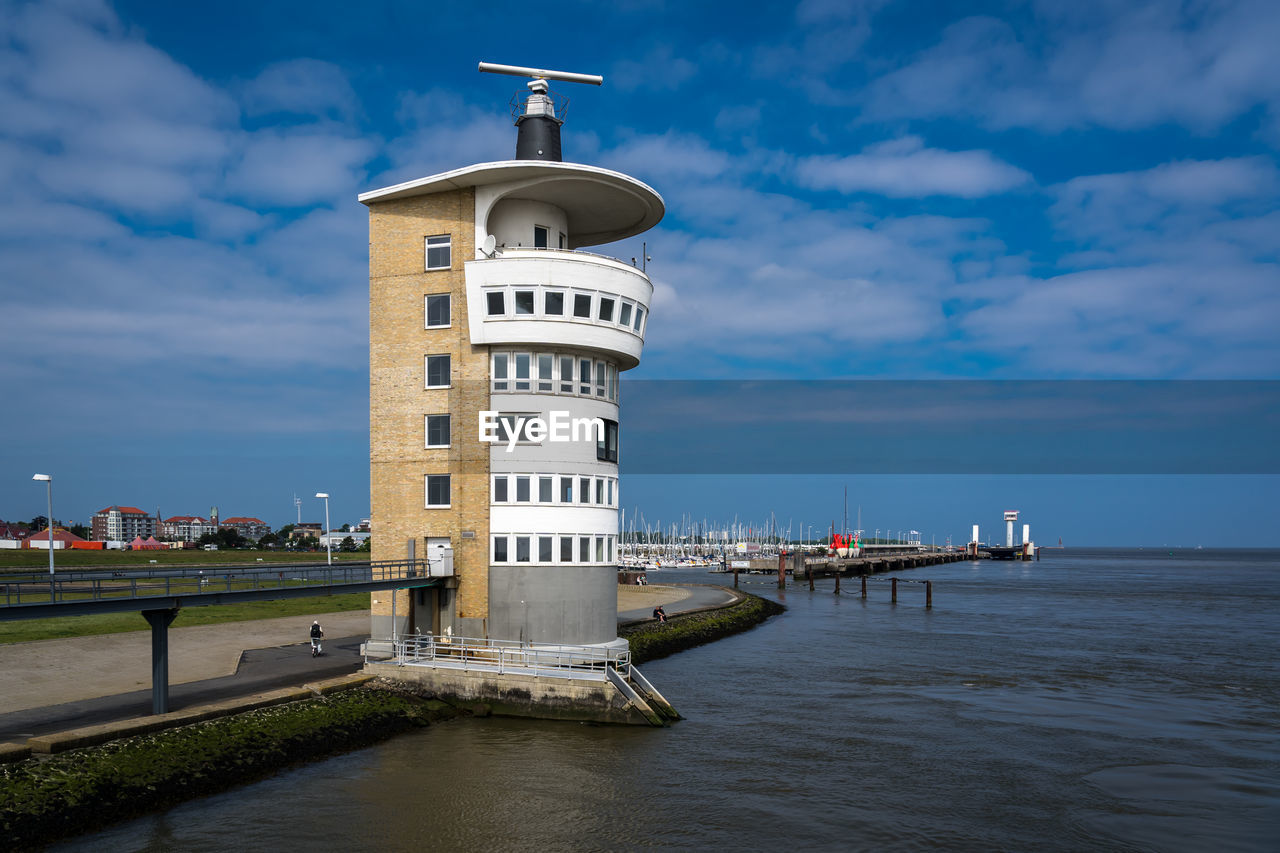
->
[367,188,490,631]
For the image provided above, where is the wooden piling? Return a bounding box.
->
[777,553,786,589]
[891,577,898,603]
[861,575,867,598]
[925,580,932,609]
[808,560,815,591]
[834,569,841,595]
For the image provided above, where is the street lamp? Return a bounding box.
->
[32,474,53,598]
[315,493,331,565]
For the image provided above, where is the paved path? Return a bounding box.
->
[0,585,729,740]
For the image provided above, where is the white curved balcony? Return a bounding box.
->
[465,249,652,368]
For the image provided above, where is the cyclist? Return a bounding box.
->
[309,620,324,655]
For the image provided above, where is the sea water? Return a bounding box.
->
[52,549,1280,852]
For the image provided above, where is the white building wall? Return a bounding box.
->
[486,198,569,249]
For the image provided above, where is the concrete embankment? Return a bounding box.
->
[620,589,784,663]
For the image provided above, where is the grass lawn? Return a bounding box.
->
[0,549,355,572]
[0,592,371,645]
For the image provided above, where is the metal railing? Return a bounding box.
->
[0,559,430,609]
[388,633,630,681]
[491,245,649,274]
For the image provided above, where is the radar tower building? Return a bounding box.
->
[359,63,663,656]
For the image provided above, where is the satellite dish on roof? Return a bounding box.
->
[481,234,497,258]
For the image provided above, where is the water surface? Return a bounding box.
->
[54,549,1280,852]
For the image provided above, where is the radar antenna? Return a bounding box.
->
[478,61,603,162]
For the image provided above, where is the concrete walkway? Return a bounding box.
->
[0,585,711,716]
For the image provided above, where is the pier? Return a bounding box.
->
[794,547,967,578]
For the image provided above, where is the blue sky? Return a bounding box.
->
[1,0,1277,544]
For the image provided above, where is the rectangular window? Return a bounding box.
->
[608,479,615,505]
[516,475,531,502]
[539,476,553,503]
[534,225,549,248]
[539,536,553,562]
[579,358,592,395]
[619,302,633,327]
[633,305,645,332]
[492,353,508,392]
[495,413,542,445]
[579,477,590,504]
[595,478,604,505]
[537,354,553,392]
[573,293,592,318]
[494,476,508,503]
[595,361,606,397]
[595,536,604,563]
[560,535,573,562]
[514,353,531,391]
[487,290,506,317]
[515,290,535,315]
[606,364,617,402]
[425,354,450,388]
[493,536,508,563]
[560,476,572,503]
[579,536,590,562]
[425,293,450,328]
[597,419,619,463]
[598,297,615,322]
[559,356,574,393]
[426,475,450,507]
[545,291,564,315]
[608,535,615,563]
[558,232,566,249]
[425,414,450,448]
[425,235,451,270]
[516,536,530,562]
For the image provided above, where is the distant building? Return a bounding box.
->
[24,528,87,550]
[0,520,29,540]
[321,531,371,549]
[356,518,371,533]
[159,515,216,543]
[91,506,156,542]
[0,520,30,550]
[290,523,322,541]
[221,516,271,541]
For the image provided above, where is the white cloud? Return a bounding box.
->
[225,127,377,206]
[1050,158,1280,263]
[602,131,734,182]
[240,59,359,119]
[794,136,1032,198]
[0,0,376,439]
[858,1,1280,136]
[957,264,1280,377]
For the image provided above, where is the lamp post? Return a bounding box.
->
[315,492,331,566]
[32,474,53,598]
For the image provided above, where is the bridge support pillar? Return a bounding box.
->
[143,608,179,715]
